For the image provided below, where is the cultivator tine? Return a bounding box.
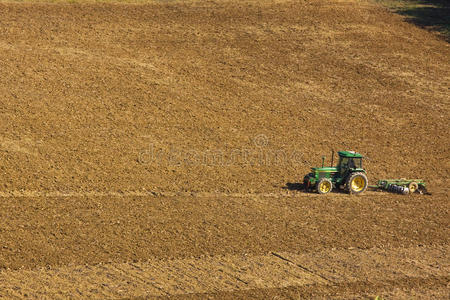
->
[418,185,432,195]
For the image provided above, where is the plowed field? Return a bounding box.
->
[0,0,449,298]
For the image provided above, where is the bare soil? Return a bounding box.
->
[0,193,448,298]
[0,0,448,298]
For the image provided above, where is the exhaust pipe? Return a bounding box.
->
[331,150,334,167]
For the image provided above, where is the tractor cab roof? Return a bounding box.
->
[338,151,363,158]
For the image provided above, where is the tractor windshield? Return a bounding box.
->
[338,157,362,169]
[338,157,348,169]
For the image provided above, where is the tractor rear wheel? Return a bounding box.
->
[408,182,419,194]
[347,172,368,194]
[317,178,333,194]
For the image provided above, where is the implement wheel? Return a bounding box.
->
[408,182,419,194]
[317,178,333,194]
[347,172,368,194]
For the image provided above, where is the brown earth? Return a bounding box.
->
[0,193,449,298]
[0,0,449,298]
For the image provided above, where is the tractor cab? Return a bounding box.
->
[303,150,368,195]
[337,151,364,174]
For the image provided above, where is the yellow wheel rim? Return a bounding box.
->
[319,181,332,193]
[409,182,418,193]
[351,177,365,192]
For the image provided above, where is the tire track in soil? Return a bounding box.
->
[0,245,447,299]
[0,189,432,198]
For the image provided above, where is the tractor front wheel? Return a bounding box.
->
[347,172,368,194]
[317,178,333,194]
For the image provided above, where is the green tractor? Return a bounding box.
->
[303,151,368,194]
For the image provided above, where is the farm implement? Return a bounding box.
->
[369,179,429,195]
[303,150,428,195]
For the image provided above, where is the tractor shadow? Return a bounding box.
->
[283,182,348,194]
[284,182,304,191]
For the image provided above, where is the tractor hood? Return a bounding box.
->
[311,167,338,173]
